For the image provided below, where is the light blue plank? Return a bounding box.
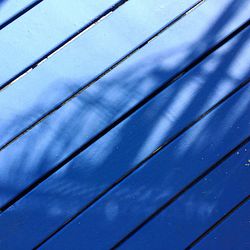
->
[118,142,250,250]
[0,28,249,248]
[0,0,39,29]
[0,0,201,148]
[39,83,250,250]
[0,0,123,86]
[193,199,250,250]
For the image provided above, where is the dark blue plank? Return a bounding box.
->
[0,0,40,30]
[0,0,200,148]
[39,82,250,249]
[0,28,249,248]
[0,0,123,87]
[193,199,250,250]
[0,0,249,211]
[117,143,250,249]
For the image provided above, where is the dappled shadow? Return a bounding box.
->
[0,0,249,248]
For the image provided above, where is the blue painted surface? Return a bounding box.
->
[118,141,250,250]
[0,25,249,249]
[0,0,121,86]
[0,0,202,208]
[39,82,250,249]
[0,0,199,147]
[193,199,250,250]
[0,0,38,29]
[0,0,249,210]
[0,0,249,249]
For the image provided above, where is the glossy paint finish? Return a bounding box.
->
[0,1,249,249]
[118,142,250,250]
[38,83,250,249]
[0,24,249,248]
[0,0,121,85]
[193,199,250,250]
[0,0,38,29]
[0,0,249,210]
[0,0,200,147]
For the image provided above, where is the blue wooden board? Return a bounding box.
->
[0,0,249,210]
[0,0,202,208]
[193,198,250,250]
[0,23,249,248]
[0,0,249,249]
[36,82,250,249]
[0,0,199,148]
[117,141,250,250]
[0,70,249,248]
[0,0,39,29]
[0,0,121,86]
